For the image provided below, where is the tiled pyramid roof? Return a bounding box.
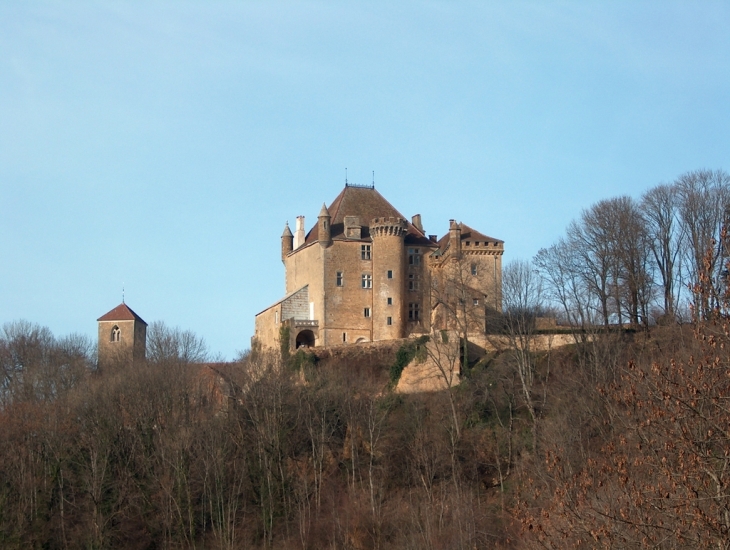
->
[304,185,433,246]
[97,303,148,325]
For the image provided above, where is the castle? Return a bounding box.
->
[254,184,504,351]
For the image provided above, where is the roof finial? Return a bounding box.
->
[345,167,348,186]
[122,283,125,304]
[372,170,375,186]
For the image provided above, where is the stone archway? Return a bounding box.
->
[295,329,315,348]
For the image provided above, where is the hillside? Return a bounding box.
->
[0,320,726,549]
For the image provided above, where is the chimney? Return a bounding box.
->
[412,214,423,232]
[449,219,461,257]
[294,216,305,249]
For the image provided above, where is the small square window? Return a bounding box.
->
[364,308,371,318]
[387,270,393,279]
[387,297,392,305]
[387,317,392,326]
[361,245,371,260]
[336,271,343,286]
[361,274,372,288]
[471,263,477,276]
[473,298,479,306]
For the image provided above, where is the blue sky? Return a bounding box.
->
[2,1,729,359]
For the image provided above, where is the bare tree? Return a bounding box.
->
[500,259,543,451]
[676,169,730,318]
[642,183,684,319]
[146,321,209,365]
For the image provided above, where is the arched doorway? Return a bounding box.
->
[295,329,315,348]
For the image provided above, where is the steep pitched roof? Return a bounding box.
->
[434,222,503,255]
[304,185,433,246]
[459,222,502,244]
[97,303,148,325]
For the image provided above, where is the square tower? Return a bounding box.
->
[97,303,147,369]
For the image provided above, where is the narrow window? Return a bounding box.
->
[343,332,347,342]
[387,297,392,305]
[361,245,371,260]
[364,308,371,318]
[361,274,372,288]
[336,271,343,286]
[387,270,393,279]
[471,263,477,276]
[408,273,419,291]
[408,303,420,320]
[275,311,279,325]
[387,317,392,326]
[111,325,121,342]
[408,248,420,265]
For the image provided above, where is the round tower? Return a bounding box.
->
[318,203,332,247]
[281,222,293,262]
[371,217,407,340]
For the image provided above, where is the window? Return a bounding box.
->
[387,297,392,305]
[473,298,480,306]
[471,263,477,276]
[364,308,371,318]
[361,273,372,288]
[408,273,419,291]
[387,270,393,279]
[343,332,347,342]
[336,271,343,286]
[361,245,371,260]
[111,325,121,342]
[387,317,392,325]
[408,248,420,265]
[408,303,420,320]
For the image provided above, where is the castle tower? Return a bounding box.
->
[281,222,293,261]
[318,203,332,247]
[371,217,407,340]
[97,303,147,369]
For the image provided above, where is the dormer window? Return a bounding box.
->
[111,325,121,342]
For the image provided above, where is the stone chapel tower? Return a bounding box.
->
[97,302,147,369]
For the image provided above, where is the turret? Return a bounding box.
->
[281,222,293,261]
[371,217,407,340]
[318,204,332,247]
[449,219,462,258]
